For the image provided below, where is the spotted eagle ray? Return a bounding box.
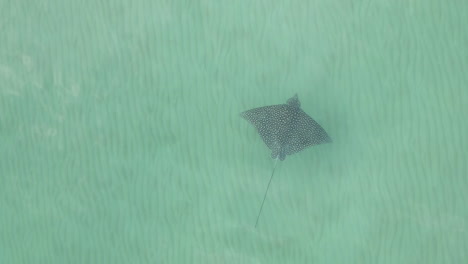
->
[241,94,331,227]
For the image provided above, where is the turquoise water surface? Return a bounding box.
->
[1,0,467,263]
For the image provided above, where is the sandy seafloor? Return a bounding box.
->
[1,0,467,263]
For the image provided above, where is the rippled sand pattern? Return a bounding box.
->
[1,0,467,263]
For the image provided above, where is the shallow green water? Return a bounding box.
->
[1,0,467,263]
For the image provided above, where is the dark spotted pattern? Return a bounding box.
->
[241,94,331,160]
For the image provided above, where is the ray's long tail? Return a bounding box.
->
[255,158,279,228]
